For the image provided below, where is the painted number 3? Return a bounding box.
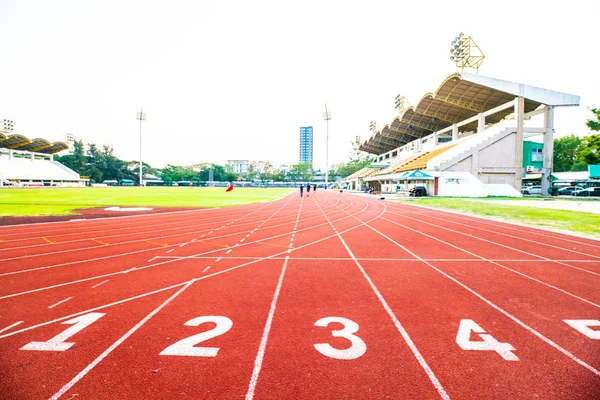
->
[313,317,367,360]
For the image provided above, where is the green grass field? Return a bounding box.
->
[0,187,293,217]
[402,197,600,238]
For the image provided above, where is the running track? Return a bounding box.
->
[0,191,599,399]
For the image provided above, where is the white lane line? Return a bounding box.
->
[201,234,206,238]
[246,234,250,238]
[91,280,110,289]
[49,280,196,400]
[166,249,174,253]
[379,216,600,309]
[48,297,73,309]
[202,266,212,273]
[362,207,600,377]
[0,321,23,334]
[216,257,222,262]
[147,256,158,263]
[240,239,245,242]
[315,198,449,399]
[226,250,232,254]
[245,257,289,400]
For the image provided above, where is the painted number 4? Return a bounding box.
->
[456,319,518,361]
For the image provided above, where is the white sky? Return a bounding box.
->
[1,0,598,170]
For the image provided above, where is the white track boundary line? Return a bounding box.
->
[0,197,376,340]
[49,280,196,400]
[315,198,449,399]
[377,214,600,309]
[245,256,289,400]
[0,198,365,299]
[356,202,600,377]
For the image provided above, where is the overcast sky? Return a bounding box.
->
[1,0,598,170]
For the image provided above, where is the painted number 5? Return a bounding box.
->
[313,316,367,360]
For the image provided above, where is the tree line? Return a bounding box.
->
[553,108,600,172]
[54,136,374,185]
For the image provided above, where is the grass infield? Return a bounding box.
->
[0,187,294,217]
[403,197,600,238]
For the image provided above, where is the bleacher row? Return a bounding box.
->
[0,150,86,187]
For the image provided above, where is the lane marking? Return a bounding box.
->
[92,239,109,245]
[0,321,23,334]
[148,256,158,263]
[42,237,55,244]
[166,249,174,253]
[202,266,211,273]
[197,240,230,248]
[122,267,137,274]
[226,249,232,254]
[216,257,222,262]
[145,240,168,247]
[246,257,289,400]
[240,238,245,242]
[314,197,450,398]
[91,280,109,289]
[49,280,196,400]
[357,204,600,377]
[378,215,600,309]
[48,297,73,309]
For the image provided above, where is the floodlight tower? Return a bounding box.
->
[449,32,485,74]
[2,119,13,132]
[323,104,331,188]
[394,95,409,114]
[136,109,147,186]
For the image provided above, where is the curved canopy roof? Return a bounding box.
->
[360,72,580,155]
[0,132,69,154]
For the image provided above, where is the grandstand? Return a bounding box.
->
[344,72,579,197]
[0,131,88,187]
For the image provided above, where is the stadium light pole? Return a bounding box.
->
[323,104,331,188]
[136,109,147,186]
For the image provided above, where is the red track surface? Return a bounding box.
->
[0,191,599,399]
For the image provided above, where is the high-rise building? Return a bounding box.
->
[299,126,313,165]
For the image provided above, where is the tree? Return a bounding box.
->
[586,108,600,132]
[553,134,582,172]
[576,134,600,166]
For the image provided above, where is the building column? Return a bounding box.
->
[433,131,438,148]
[452,124,458,141]
[542,106,555,196]
[514,97,525,191]
[477,113,485,134]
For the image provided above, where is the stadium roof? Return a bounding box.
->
[0,131,69,154]
[360,72,580,155]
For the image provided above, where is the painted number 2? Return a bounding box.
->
[456,319,518,361]
[313,317,367,360]
[160,316,233,357]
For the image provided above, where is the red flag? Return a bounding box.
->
[226,183,234,192]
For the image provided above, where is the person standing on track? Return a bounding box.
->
[306,183,311,197]
[300,184,304,197]
[313,184,317,192]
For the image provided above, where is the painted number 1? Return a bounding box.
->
[21,313,105,351]
[313,317,367,360]
[456,319,518,361]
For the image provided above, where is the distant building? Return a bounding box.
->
[299,126,313,165]
[227,159,249,174]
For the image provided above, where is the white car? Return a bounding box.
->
[523,186,541,195]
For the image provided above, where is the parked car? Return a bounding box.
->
[409,186,428,197]
[522,185,542,195]
[557,186,584,196]
[572,187,600,197]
